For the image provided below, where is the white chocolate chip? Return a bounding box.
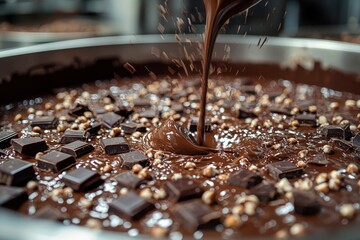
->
[322,145,333,154]
[184,162,196,169]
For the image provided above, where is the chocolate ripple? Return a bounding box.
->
[143,119,216,155]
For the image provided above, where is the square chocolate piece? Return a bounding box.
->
[11,137,49,156]
[60,129,90,144]
[61,167,102,191]
[250,183,277,204]
[322,125,352,140]
[163,178,204,202]
[295,114,317,127]
[61,140,94,158]
[0,185,28,209]
[121,122,146,135]
[267,161,304,179]
[34,206,65,221]
[68,104,91,117]
[99,112,124,129]
[227,169,263,189]
[101,137,130,155]
[293,190,321,215]
[120,150,149,170]
[114,171,146,189]
[173,199,221,232]
[37,151,76,173]
[109,192,154,220]
[238,107,258,119]
[0,158,35,186]
[86,122,102,136]
[30,116,58,129]
[0,131,18,149]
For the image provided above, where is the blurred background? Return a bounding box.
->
[0,0,359,49]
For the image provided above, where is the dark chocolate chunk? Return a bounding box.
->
[68,104,91,117]
[308,153,331,166]
[114,171,146,189]
[295,114,317,127]
[30,116,58,129]
[0,131,18,149]
[189,117,212,133]
[120,150,149,170]
[109,191,154,220]
[268,105,292,116]
[331,139,353,152]
[296,100,316,113]
[173,199,221,232]
[322,125,352,140]
[114,106,134,118]
[61,140,94,158]
[34,206,65,221]
[0,158,35,186]
[139,109,158,119]
[11,137,49,156]
[241,85,257,94]
[352,133,360,149]
[133,98,152,107]
[98,112,124,129]
[293,190,321,215]
[86,122,102,136]
[267,161,304,179]
[238,107,257,119]
[37,151,76,173]
[121,122,146,134]
[60,129,90,144]
[61,167,102,191]
[0,185,28,209]
[250,183,277,204]
[227,169,263,189]
[163,178,204,202]
[101,137,130,155]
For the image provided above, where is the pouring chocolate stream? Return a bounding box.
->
[197,0,262,146]
[145,0,261,155]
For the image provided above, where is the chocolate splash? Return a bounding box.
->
[143,119,214,155]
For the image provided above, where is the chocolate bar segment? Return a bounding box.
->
[353,133,360,149]
[0,185,28,209]
[295,114,317,127]
[101,137,130,155]
[293,190,321,215]
[11,137,49,156]
[99,112,124,129]
[61,140,94,158]
[120,150,149,170]
[62,167,102,191]
[60,129,90,144]
[86,122,102,136]
[109,191,154,220]
[114,171,146,189]
[68,104,91,117]
[30,116,58,129]
[267,161,304,179]
[121,122,146,134]
[163,178,204,202]
[250,183,277,204]
[0,131,18,149]
[173,199,221,232]
[331,139,353,152]
[34,205,65,221]
[322,125,352,140]
[238,107,257,119]
[308,153,331,166]
[37,151,76,173]
[0,158,35,186]
[227,169,263,189]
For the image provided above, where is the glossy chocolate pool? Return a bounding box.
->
[0,36,360,240]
